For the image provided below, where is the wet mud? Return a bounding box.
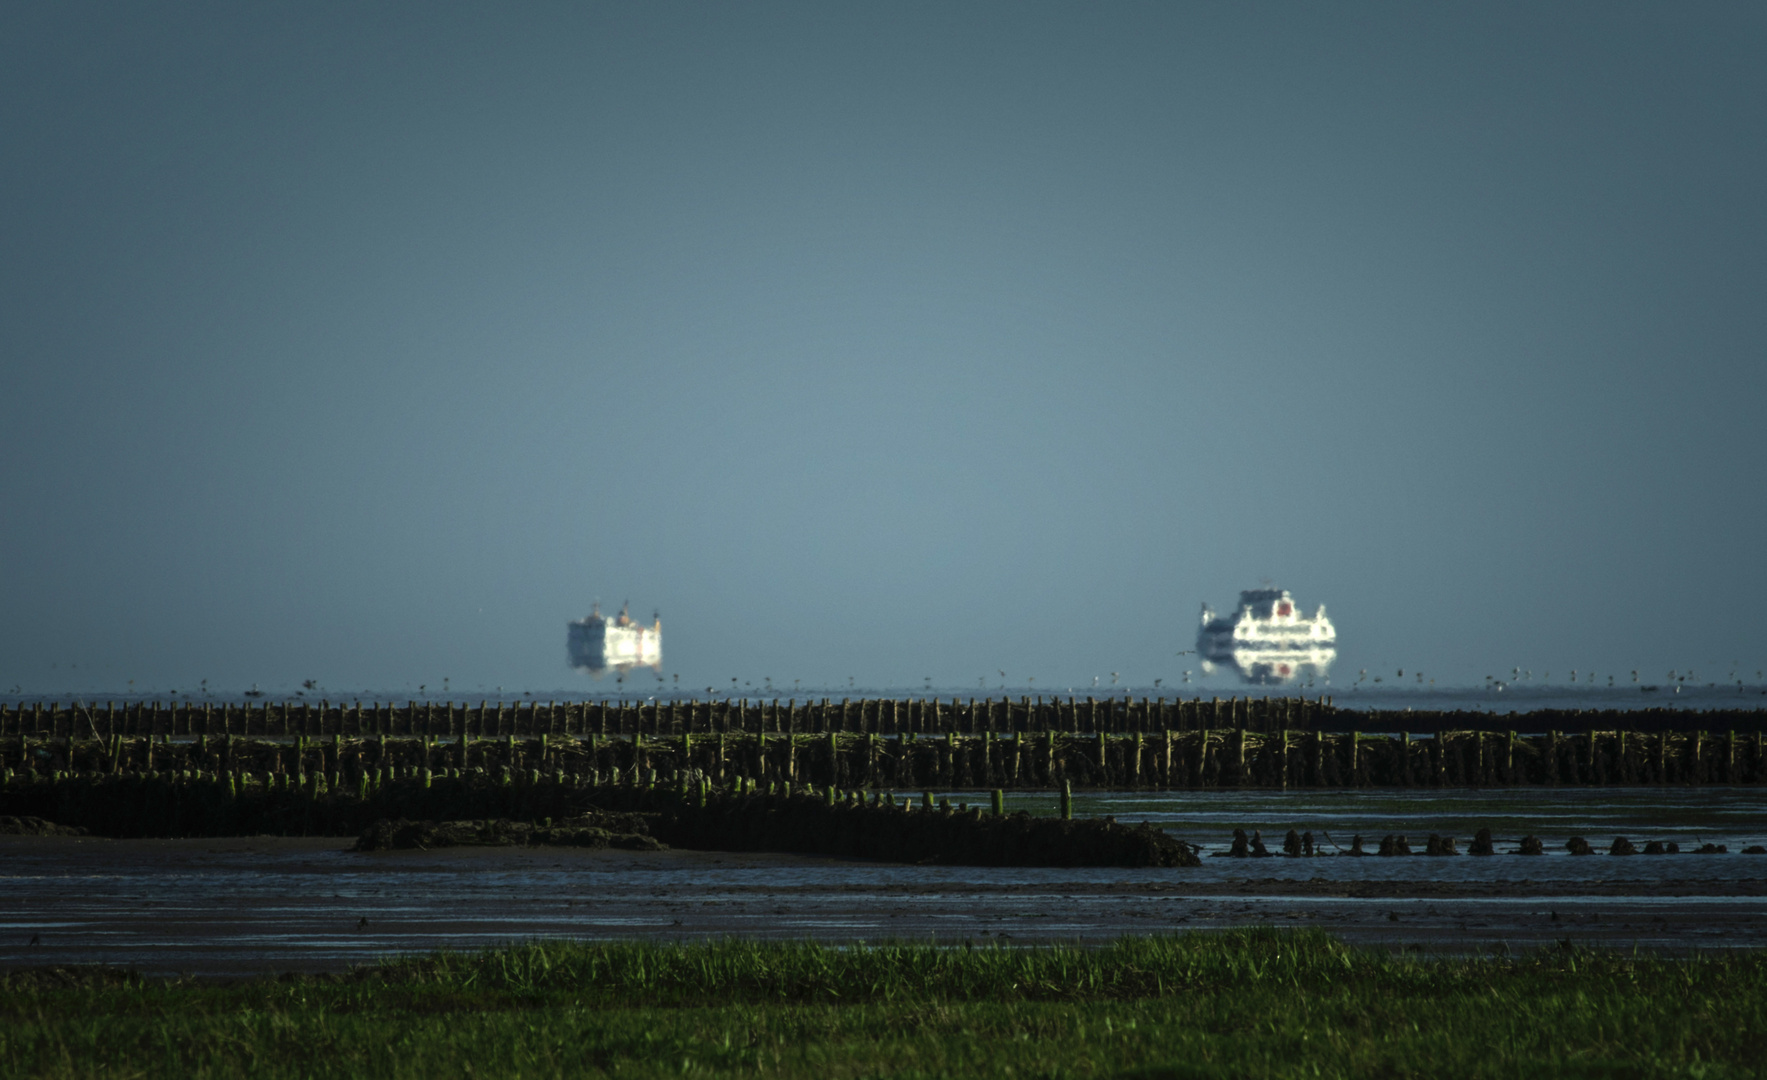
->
[3,835,1764,977]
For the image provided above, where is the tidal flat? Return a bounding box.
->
[4,828,1767,977]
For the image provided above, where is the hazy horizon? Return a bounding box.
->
[4,3,1764,697]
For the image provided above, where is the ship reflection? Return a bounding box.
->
[1200,646,1336,686]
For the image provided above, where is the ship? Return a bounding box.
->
[1197,588,1336,685]
[568,602,662,678]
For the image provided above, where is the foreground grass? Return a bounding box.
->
[3,930,1764,1078]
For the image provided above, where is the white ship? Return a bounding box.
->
[1197,588,1336,685]
[568,602,662,678]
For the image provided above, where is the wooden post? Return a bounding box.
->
[1059,779,1072,820]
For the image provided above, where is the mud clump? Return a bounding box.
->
[356,812,663,852]
[1609,837,1638,856]
[1425,833,1459,856]
[0,816,88,837]
[1513,836,1545,855]
[1377,834,1412,857]
[1566,837,1595,856]
[1469,828,1495,856]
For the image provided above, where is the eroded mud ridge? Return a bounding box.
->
[355,812,665,852]
[626,789,1200,867]
[0,815,86,837]
[0,772,1199,868]
[356,792,1199,868]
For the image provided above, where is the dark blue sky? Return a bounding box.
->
[3,2,1764,696]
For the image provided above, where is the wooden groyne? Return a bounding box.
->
[6,695,1764,740]
[3,726,1765,790]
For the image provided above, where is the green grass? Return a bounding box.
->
[3,930,1764,1078]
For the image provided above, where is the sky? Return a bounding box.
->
[2,2,1764,697]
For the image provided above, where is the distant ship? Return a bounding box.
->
[1197,588,1336,685]
[568,602,662,678]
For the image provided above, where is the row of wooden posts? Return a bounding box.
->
[6,727,1765,788]
[0,696,1335,738]
[8,697,1763,739]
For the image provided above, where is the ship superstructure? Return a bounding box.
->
[568,602,662,677]
[1197,588,1336,685]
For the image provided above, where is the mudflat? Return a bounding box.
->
[4,835,1765,976]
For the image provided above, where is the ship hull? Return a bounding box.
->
[568,605,662,677]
